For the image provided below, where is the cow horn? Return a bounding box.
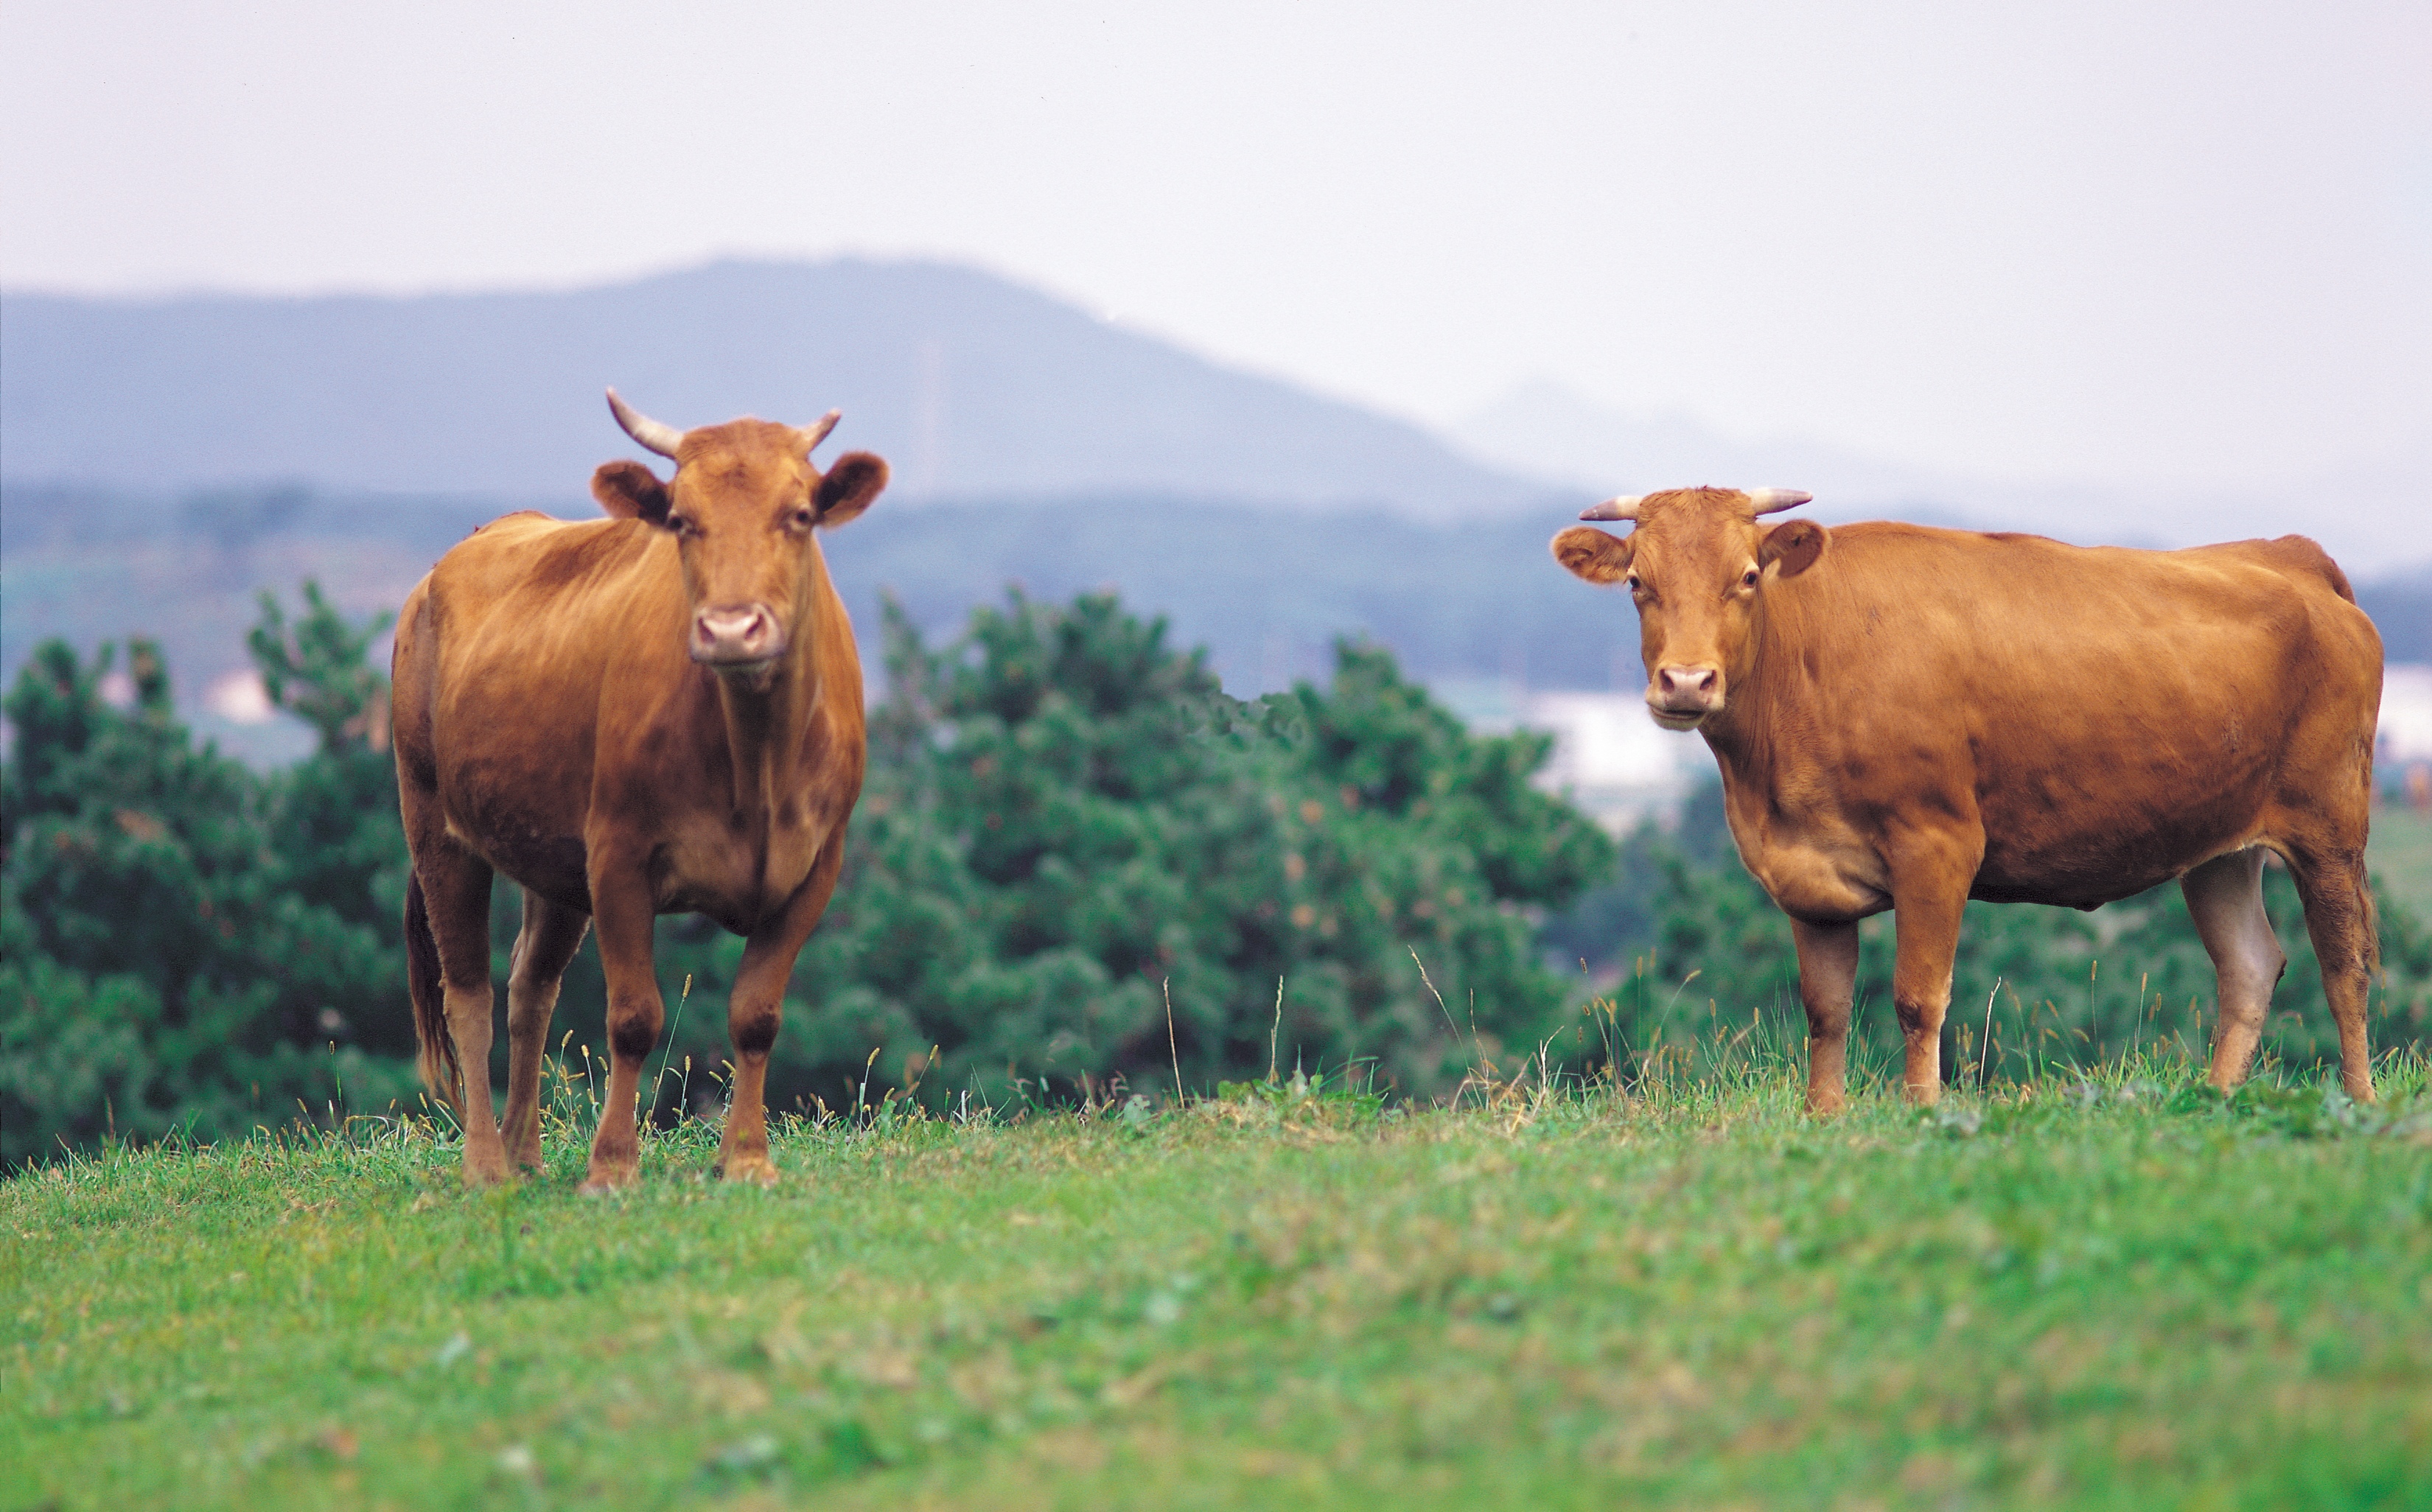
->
[797,409,842,454]
[1579,494,1646,522]
[605,388,684,459]
[1747,488,1812,515]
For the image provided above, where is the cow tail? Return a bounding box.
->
[404,870,462,1115]
[2362,864,2382,981]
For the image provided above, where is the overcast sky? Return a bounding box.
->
[3,1,2424,494]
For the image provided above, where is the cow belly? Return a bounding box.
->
[1968,738,2277,909]
[1969,829,2239,911]
[450,820,593,911]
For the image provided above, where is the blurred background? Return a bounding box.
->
[5,2,2428,1158]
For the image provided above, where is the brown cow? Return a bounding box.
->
[1551,488,2383,1111]
[393,391,887,1188]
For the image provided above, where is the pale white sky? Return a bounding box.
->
[3,1,2425,493]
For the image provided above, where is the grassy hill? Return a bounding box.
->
[6,1049,2428,1511]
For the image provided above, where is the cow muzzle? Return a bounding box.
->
[1648,664,1725,730]
[691,604,786,668]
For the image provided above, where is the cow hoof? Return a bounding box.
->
[718,1155,779,1188]
[461,1155,511,1187]
[579,1164,638,1195]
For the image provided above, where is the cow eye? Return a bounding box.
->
[1741,567,1760,588]
[1624,573,1641,591]
[665,514,691,536]
[791,507,816,530]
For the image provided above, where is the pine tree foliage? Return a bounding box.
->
[1,589,415,1166]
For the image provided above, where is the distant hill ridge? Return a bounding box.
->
[0,259,1552,518]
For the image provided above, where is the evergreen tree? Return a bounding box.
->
[1,585,416,1166]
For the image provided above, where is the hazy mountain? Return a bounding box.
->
[1453,380,2431,568]
[0,260,1551,519]
[1455,379,1959,511]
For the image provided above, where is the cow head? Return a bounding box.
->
[1549,487,1827,731]
[591,390,888,686]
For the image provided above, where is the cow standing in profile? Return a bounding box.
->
[1552,489,2383,1111]
[393,391,887,1188]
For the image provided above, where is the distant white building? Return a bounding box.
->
[1435,681,1713,834]
[2380,665,2432,765]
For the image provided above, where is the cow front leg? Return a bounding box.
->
[1889,889,1966,1105]
[1887,830,1978,1107]
[582,872,664,1193]
[1791,917,1861,1115]
[716,979,784,1188]
[716,842,845,1186]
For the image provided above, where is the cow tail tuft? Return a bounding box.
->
[404,870,461,1114]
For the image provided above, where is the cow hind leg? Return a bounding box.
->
[413,844,506,1184]
[2179,848,2287,1094]
[499,891,592,1172]
[1791,917,1861,1116]
[2280,841,2378,1104]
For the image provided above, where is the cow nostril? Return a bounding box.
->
[1658,666,1721,701]
[694,608,776,655]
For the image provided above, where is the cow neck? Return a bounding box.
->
[709,640,820,826]
[1696,586,1800,785]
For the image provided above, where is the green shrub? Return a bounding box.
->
[1,591,418,1166]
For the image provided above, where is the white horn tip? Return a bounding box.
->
[1579,494,1645,522]
[1747,488,1813,514]
[800,408,842,452]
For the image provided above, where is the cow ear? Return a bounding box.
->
[593,461,671,526]
[814,452,889,528]
[1758,519,1828,578]
[1551,526,1637,584]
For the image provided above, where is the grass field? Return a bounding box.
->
[6,1048,2431,1512]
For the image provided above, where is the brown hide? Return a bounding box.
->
[1551,489,2383,1110]
[394,413,884,1189]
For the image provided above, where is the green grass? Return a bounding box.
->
[6,1051,2431,1511]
